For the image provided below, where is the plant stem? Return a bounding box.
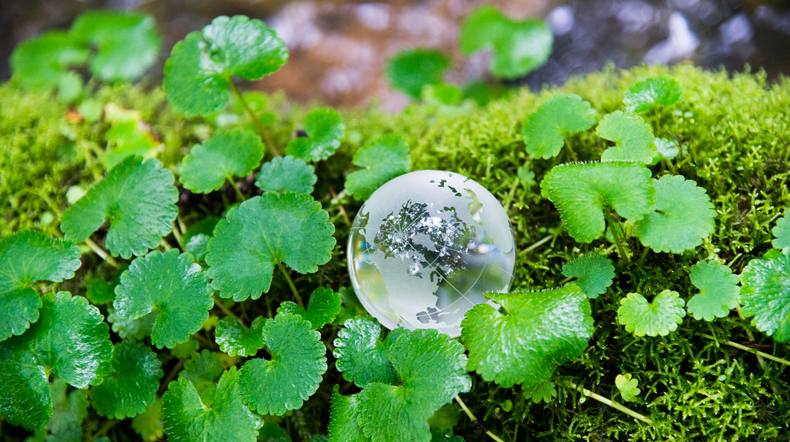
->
[158,359,185,395]
[213,295,240,322]
[523,234,554,255]
[327,183,350,225]
[696,332,790,367]
[172,221,184,250]
[228,80,279,157]
[454,395,507,442]
[228,177,247,201]
[735,306,780,395]
[84,238,120,269]
[87,418,120,441]
[501,176,520,213]
[278,263,305,308]
[160,239,172,251]
[567,382,652,424]
[603,212,630,265]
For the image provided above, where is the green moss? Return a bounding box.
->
[2,64,789,441]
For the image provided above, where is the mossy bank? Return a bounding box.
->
[2,63,789,441]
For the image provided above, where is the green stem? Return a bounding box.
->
[603,212,630,265]
[454,395,507,442]
[735,306,780,395]
[567,382,652,424]
[172,221,184,250]
[87,418,120,440]
[501,176,520,214]
[697,332,790,367]
[213,295,240,322]
[228,80,279,157]
[278,263,304,308]
[84,238,120,269]
[523,234,554,255]
[327,183,350,225]
[228,176,247,201]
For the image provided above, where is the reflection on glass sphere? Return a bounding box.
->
[347,170,516,337]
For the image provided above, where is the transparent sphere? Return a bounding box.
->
[347,170,516,337]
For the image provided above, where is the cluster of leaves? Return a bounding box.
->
[10,10,160,102]
[386,4,553,106]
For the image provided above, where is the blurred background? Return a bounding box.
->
[1,0,789,111]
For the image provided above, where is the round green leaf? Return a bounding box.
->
[215,316,265,357]
[741,248,790,342]
[333,316,398,388]
[385,49,450,99]
[256,155,317,194]
[687,261,740,321]
[179,350,224,405]
[163,367,262,442]
[164,15,288,116]
[328,386,367,442]
[0,231,82,341]
[132,397,164,441]
[69,11,160,81]
[615,373,641,402]
[239,313,327,415]
[277,287,342,329]
[207,192,336,301]
[561,253,615,299]
[10,31,89,93]
[0,292,112,430]
[113,250,214,349]
[60,156,178,259]
[180,128,265,193]
[462,284,593,388]
[286,108,346,162]
[773,214,790,249]
[635,175,715,253]
[523,381,556,404]
[617,290,686,337]
[92,340,163,419]
[597,111,656,163]
[345,134,411,200]
[623,76,684,114]
[540,161,654,243]
[522,94,596,159]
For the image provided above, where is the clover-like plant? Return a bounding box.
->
[277,287,342,329]
[459,5,552,79]
[163,15,287,118]
[461,284,594,388]
[10,31,89,101]
[386,49,451,99]
[617,290,686,337]
[0,231,81,341]
[330,327,470,442]
[333,316,399,388]
[540,161,654,243]
[0,292,112,430]
[597,111,656,163]
[615,373,641,402]
[60,156,178,259]
[345,134,411,200]
[634,175,715,253]
[522,93,596,159]
[180,128,264,195]
[215,316,266,357]
[113,249,214,349]
[740,248,790,342]
[687,261,740,321]
[286,108,346,162]
[523,381,557,404]
[91,340,163,419]
[561,253,615,299]
[207,192,336,301]
[178,350,224,404]
[773,213,790,249]
[255,155,317,194]
[623,76,684,114]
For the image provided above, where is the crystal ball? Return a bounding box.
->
[347,170,516,337]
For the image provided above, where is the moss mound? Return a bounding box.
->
[1,64,789,441]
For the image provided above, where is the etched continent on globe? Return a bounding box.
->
[347,170,516,337]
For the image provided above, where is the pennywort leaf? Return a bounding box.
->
[286,108,346,162]
[60,156,178,259]
[10,31,89,94]
[522,94,596,159]
[386,49,451,99]
[617,290,686,337]
[180,128,264,193]
[597,111,656,163]
[328,385,368,442]
[0,231,81,341]
[238,313,327,415]
[69,11,160,82]
[163,367,262,442]
[561,254,615,299]
[635,175,715,253]
[0,292,112,430]
[207,192,336,301]
[102,104,159,169]
[132,397,164,441]
[277,287,342,329]
[652,137,680,162]
[333,316,399,388]
[164,15,288,116]
[91,340,163,419]
[623,76,684,114]
[43,379,90,442]
[540,161,654,242]
[345,134,411,200]
[615,373,641,402]
[687,261,740,321]
[182,217,221,263]
[773,214,790,249]
[256,155,317,194]
[113,250,214,349]
[523,381,557,404]
[215,316,266,357]
[179,350,224,404]
[740,248,790,342]
[461,284,593,388]
[459,5,552,79]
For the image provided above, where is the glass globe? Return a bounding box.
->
[347,170,516,337]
